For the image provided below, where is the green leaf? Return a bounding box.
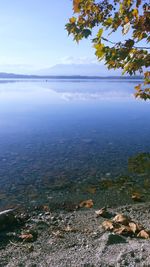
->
[82,29,91,38]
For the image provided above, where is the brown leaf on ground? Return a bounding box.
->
[79,199,94,208]
[113,214,129,225]
[114,225,132,235]
[102,220,114,230]
[19,233,34,242]
[131,192,142,201]
[129,222,143,233]
[43,205,50,212]
[95,207,107,217]
[137,230,150,239]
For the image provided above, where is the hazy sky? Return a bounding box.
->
[0,0,100,73]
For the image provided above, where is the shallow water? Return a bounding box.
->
[0,78,150,210]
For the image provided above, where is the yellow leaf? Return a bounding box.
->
[94,43,105,58]
[125,0,132,7]
[97,28,103,39]
[132,8,139,19]
[135,84,141,91]
[105,17,113,26]
[119,3,123,15]
[69,17,76,23]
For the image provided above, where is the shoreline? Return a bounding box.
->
[1,202,150,266]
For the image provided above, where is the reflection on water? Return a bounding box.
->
[0,78,150,210]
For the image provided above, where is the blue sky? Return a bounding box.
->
[0,0,99,73]
[0,0,146,75]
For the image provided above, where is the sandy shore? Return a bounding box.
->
[1,202,150,267]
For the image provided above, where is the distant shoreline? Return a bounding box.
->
[0,72,143,80]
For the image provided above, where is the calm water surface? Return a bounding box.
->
[0,79,150,210]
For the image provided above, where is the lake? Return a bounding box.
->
[0,78,150,210]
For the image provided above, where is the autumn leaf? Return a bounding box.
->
[132,8,139,19]
[73,0,81,13]
[102,220,114,230]
[124,17,129,23]
[94,43,105,58]
[105,17,113,26]
[69,17,76,24]
[114,225,132,235]
[137,230,150,239]
[145,71,150,78]
[129,222,143,233]
[19,233,34,242]
[43,205,50,212]
[79,199,94,208]
[131,192,142,201]
[95,207,107,217]
[67,0,150,100]
[113,214,130,225]
[97,28,103,39]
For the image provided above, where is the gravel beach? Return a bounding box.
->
[1,202,150,267]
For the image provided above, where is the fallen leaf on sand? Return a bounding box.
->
[95,207,107,217]
[19,233,34,242]
[137,230,150,239]
[113,214,129,225]
[131,192,142,201]
[102,220,114,230]
[43,205,50,212]
[129,222,142,233]
[114,225,132,235]
[79,199,94,208]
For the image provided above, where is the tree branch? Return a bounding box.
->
[101,37,150,49]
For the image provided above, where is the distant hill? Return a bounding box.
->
[37,63,128,76]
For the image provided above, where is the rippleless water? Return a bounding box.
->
[0,78,149,210]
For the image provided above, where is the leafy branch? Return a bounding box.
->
[66,0,150,100]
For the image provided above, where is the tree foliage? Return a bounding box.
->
[66,0,150,100]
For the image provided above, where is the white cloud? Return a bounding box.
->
[59,56,99,65]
